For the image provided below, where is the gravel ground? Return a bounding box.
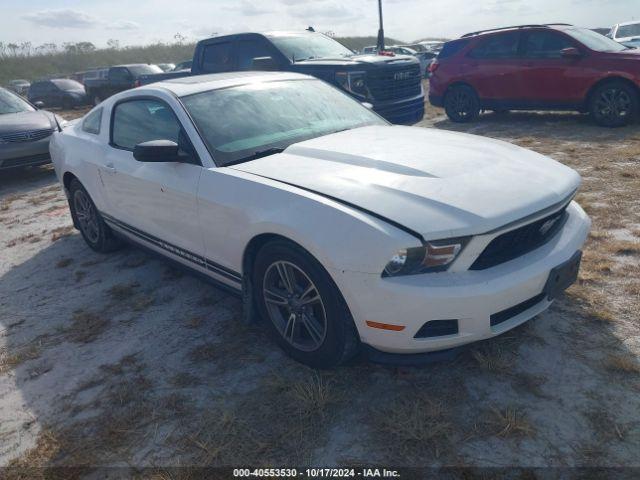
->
[1,101,639,475]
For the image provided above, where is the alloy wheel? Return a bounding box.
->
[262,261,327,352]
[73,189,100,244]
[594,87,632,122]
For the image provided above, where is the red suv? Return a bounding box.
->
[429,24,640,127]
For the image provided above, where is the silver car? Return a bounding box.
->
[0,87,61,170]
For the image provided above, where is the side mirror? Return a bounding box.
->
[561,47,582,59]
[133,140,179,162]
[252,56,279,71]
[33,101,45,109]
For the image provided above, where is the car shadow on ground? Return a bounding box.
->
[2,230,639,469]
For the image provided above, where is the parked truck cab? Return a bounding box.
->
[142,31,426,124]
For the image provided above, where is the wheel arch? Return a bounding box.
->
[62,172,81,228]
[445,81,478,95]
[585,76,640,110]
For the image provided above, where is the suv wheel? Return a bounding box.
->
[69,179,122,253]
[253,240,358,368]
[589,81,638,127]
[444,85,480,123]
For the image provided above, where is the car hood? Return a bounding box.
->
[294,54,418,68]
[0,110,55,135]
[231,126,581,240]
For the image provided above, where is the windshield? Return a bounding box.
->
[270,34,354,61]
[181,79,386,166]
[51,79,85,90]
[0,88,35,114]
[617,23,640,39]
[128,64,163,76]
[565,28,628,52]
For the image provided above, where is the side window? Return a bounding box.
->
[109,68,131,82]
[201,42,233,72]
[523,31,574,59]
[438,39,470,59]
[469,32,520,59]
[236,40,273,70]
[82,108,103,135]
[112,100,181,150]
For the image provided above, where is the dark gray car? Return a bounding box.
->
[0,87,60,170]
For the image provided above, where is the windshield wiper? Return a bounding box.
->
[225,147,286,166]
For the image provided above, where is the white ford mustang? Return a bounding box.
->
[50,72,590,367]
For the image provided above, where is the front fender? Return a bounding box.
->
[197,168,420,277]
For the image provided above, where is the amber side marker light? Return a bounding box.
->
[365,320,406,331]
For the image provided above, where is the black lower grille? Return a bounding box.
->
[471,207,568,270]
[414,319,459,338]
[1,153,50,169]
[368,64,422,102]
[490,293,546,327]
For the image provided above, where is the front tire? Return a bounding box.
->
[253,240,358,368]
[444,85,480,123]
[69,179,122,253]
[589,81,638,127]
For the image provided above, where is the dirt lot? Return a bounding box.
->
[1,101,639,476]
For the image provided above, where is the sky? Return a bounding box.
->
[0,0,636,48]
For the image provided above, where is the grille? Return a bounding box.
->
[490,293,546,327]
[1,153,50,169]
[0,128,54,144]
[367,64,422,102]
[471,207,568,271]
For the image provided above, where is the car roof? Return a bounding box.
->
[616,20,640,27]
[461,23,573,38]
[150,71,312,97]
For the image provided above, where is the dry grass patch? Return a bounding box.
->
[6,233,41,247]
[50,225,75,242]
[170,372,201,388]
[374,396,452,459]
[470,346,512,374]
[64,310,110,344]
[27,192,59,206]
[4,429,64,480]
[132,294,155,312]
[107,282,140,301]
[486,407,535,438]
[606,240,640,257]
[606,354,640,374]
[119,256,148,269]
[0,345,41,374]
[56,258,73,268]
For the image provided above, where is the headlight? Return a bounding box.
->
[335,71,368,98]
[382,237,469,277]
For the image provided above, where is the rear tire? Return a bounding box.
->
[68,179,122,253]
[253,240,359,368]
[444,85,481,123]
[589,81,638,127]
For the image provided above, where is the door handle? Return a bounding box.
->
[104,163,116,173]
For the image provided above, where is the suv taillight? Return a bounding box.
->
[134,79,141,88]
[428,61,439,74]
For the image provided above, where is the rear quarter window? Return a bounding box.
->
[201,42,234,73]
[438,39,471,59]
[82,108,102,135]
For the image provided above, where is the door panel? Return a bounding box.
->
[466,31,524,101]
[518,30,586,104]
[102,98,204,260]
